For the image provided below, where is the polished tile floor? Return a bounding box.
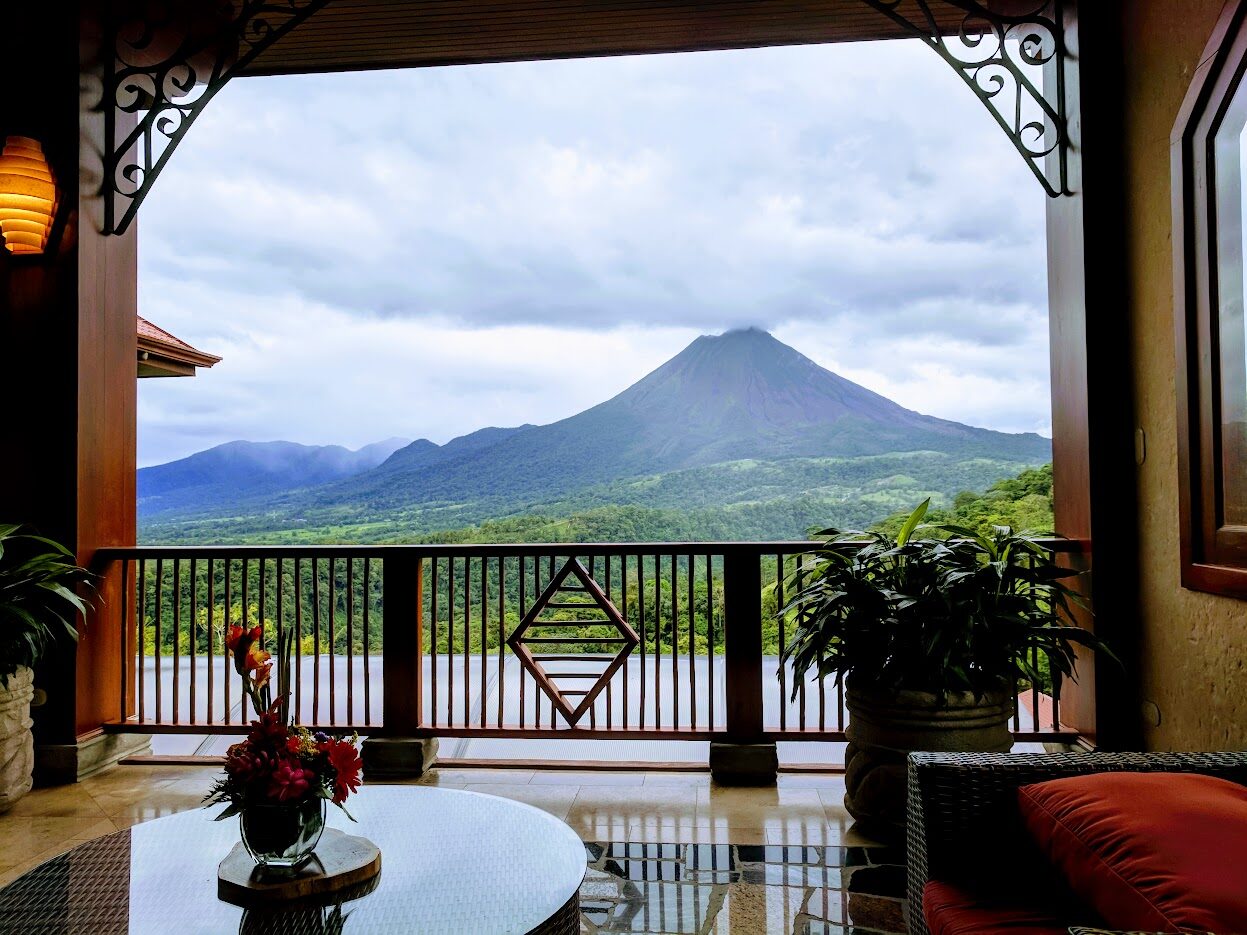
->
[0,765,905,934]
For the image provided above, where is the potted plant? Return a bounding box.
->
[0,525,91,812]
[780,500,1110,840]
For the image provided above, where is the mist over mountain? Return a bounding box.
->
[139,329,1050,541]
[137,437,411,518]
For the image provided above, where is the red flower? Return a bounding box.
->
[225,625,245,651]
[247,704,288,745]
[224,744,277,785]
[267,759,315,802]
[286,736,303,755]
[323,739,362,804]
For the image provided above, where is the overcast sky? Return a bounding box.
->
[137,39,1050,467]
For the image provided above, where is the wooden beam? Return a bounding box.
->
[241,0,972,77]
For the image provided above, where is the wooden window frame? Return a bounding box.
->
[1173,0,1247,599]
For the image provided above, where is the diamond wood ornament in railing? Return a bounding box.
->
[506,558,639,727]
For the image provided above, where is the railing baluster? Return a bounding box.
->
[687,553,696,731]
[638,553,645,730]
[137,558,146,723]
[621,555,629,730]
[258,556,266,650]
[795,557,806,730]
[223,559,232,724]
[603,556,613,728]
[497,555,505,729]
[653,554,661,730]
[670,553,678,729]
[120,559,130,723]
[362,557,371,727]
[295,557,302,725]
[777,553,786,732]
[328,556,336,727]
[430,557,439,729]
[447,557,455,727]
[346,557,355,725]
[189,557,198,724]
[479,556,487,729]
[172,558,181,724]
[154,557,163,723]
[517,556,525,729]
[276,558,284,718]
[706,554,715,731]
[312,558,321,725]
[463,557,471,728]
[206,557,214,725]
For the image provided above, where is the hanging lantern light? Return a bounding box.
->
[0,136,58,255]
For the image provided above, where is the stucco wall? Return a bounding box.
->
[1121,0,1247,750]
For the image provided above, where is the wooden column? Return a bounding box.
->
[1045,0,1141,749]
[380,553,423,735]
[362,553,435,778]
[722,550,764,742]
[0,4,140,777]
[712,549,776,784]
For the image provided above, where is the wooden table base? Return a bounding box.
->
[218,829,381,908]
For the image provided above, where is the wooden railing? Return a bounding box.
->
[94,542,1080,746]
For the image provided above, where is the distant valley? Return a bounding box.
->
[139,329,1050,544]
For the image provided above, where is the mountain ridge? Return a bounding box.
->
[308,328,1048,513]
[139,329,1050,540]
[138,437,412,518]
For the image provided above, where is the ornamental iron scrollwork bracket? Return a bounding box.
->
[103,0,330,235]
[859,0,1069,197]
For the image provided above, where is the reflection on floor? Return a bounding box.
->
[580,841,905,934]
[0,764,905,934]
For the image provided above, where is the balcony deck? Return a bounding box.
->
[1,764,908,934]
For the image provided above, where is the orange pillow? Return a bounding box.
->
[1017,772,1247,934]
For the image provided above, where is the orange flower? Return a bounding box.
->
[225,624,245,651]
[244,643,270,673]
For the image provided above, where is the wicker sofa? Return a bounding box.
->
[904,750,1247,935]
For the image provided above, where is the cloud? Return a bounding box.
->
[137,38,1049,465]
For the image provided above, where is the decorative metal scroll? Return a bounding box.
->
[507,559,639,727]
[859,0,1068,197]
[103,0,330,235]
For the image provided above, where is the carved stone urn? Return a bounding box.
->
[843,680,1013,841]
[0,666,36,813]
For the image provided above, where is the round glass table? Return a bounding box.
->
[0,787,585,935]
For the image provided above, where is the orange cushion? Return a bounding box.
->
[922,879,1072,935]
[1017,772,1247,933]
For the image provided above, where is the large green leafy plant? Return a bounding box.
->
[780,500,1110,700]
[0,525,91,687]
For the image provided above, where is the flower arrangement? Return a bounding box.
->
[205,621,363,821]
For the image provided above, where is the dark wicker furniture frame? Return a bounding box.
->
[905,750,1247,935]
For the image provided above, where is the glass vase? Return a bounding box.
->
[239,797,326,871]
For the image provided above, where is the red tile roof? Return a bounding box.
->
[137,316,221,373]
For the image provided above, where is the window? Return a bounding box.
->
[1174,0,1247,597]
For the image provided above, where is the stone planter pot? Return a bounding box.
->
[843,682,1013,841]
[0,666,36,813]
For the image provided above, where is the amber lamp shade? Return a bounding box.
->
[0,136,58,255]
